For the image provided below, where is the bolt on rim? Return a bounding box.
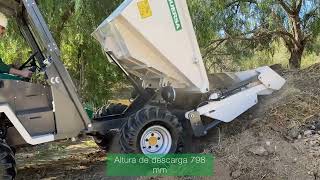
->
[140,125,172,155]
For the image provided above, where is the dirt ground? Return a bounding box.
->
[15,64,320,180]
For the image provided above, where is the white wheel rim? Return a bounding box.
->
[140,125,172,155]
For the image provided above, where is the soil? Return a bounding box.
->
[15,64,320,180]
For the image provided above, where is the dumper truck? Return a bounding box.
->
[0,0,285,179]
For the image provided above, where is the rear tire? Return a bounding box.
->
[93,103,128,151]
[0,140,16,180]
[120,106,183,155]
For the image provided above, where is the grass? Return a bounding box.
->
[239,41,320,70]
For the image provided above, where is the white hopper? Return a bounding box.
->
[92,0,209,93]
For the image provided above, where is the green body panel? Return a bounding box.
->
[84,104,94,120]
[0,73,23,81]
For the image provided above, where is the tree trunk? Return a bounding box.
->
[289,47,304,69]
[279,1,305,69]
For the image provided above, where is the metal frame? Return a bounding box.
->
[20,0,93,139]
[0,0,94,145]
[0,103,54,145]
[17,17,46,68]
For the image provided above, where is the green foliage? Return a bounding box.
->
[38,0,126,106]
[187,0,219,48]
[188,0,320,70]
[42,0,125,106]
[0,20,31,65]
[239,41,289,69]
[239,40,320,69]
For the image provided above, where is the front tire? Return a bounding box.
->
[0,140,16,180]
[120,106,183,155]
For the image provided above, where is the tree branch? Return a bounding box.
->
[203,39,227,58]
[277,0,294,15]
[297,0,303,13]
[226,0,258,9]
[272,30,295,41]
[202,34,262,58]
[269,30,303,47]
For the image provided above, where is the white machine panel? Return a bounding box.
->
[185,67,286,123]
[93,0,209,93]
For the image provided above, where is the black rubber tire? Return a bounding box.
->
[0,140,16,180]
[119,106,183,154]
[93,103,128,151]
[93,130,118,151]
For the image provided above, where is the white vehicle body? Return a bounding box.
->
[92,0,209,93]
[93,0,286,137]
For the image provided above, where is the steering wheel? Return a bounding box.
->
[19,51,40,72]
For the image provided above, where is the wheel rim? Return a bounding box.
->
[140,125,172,155]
